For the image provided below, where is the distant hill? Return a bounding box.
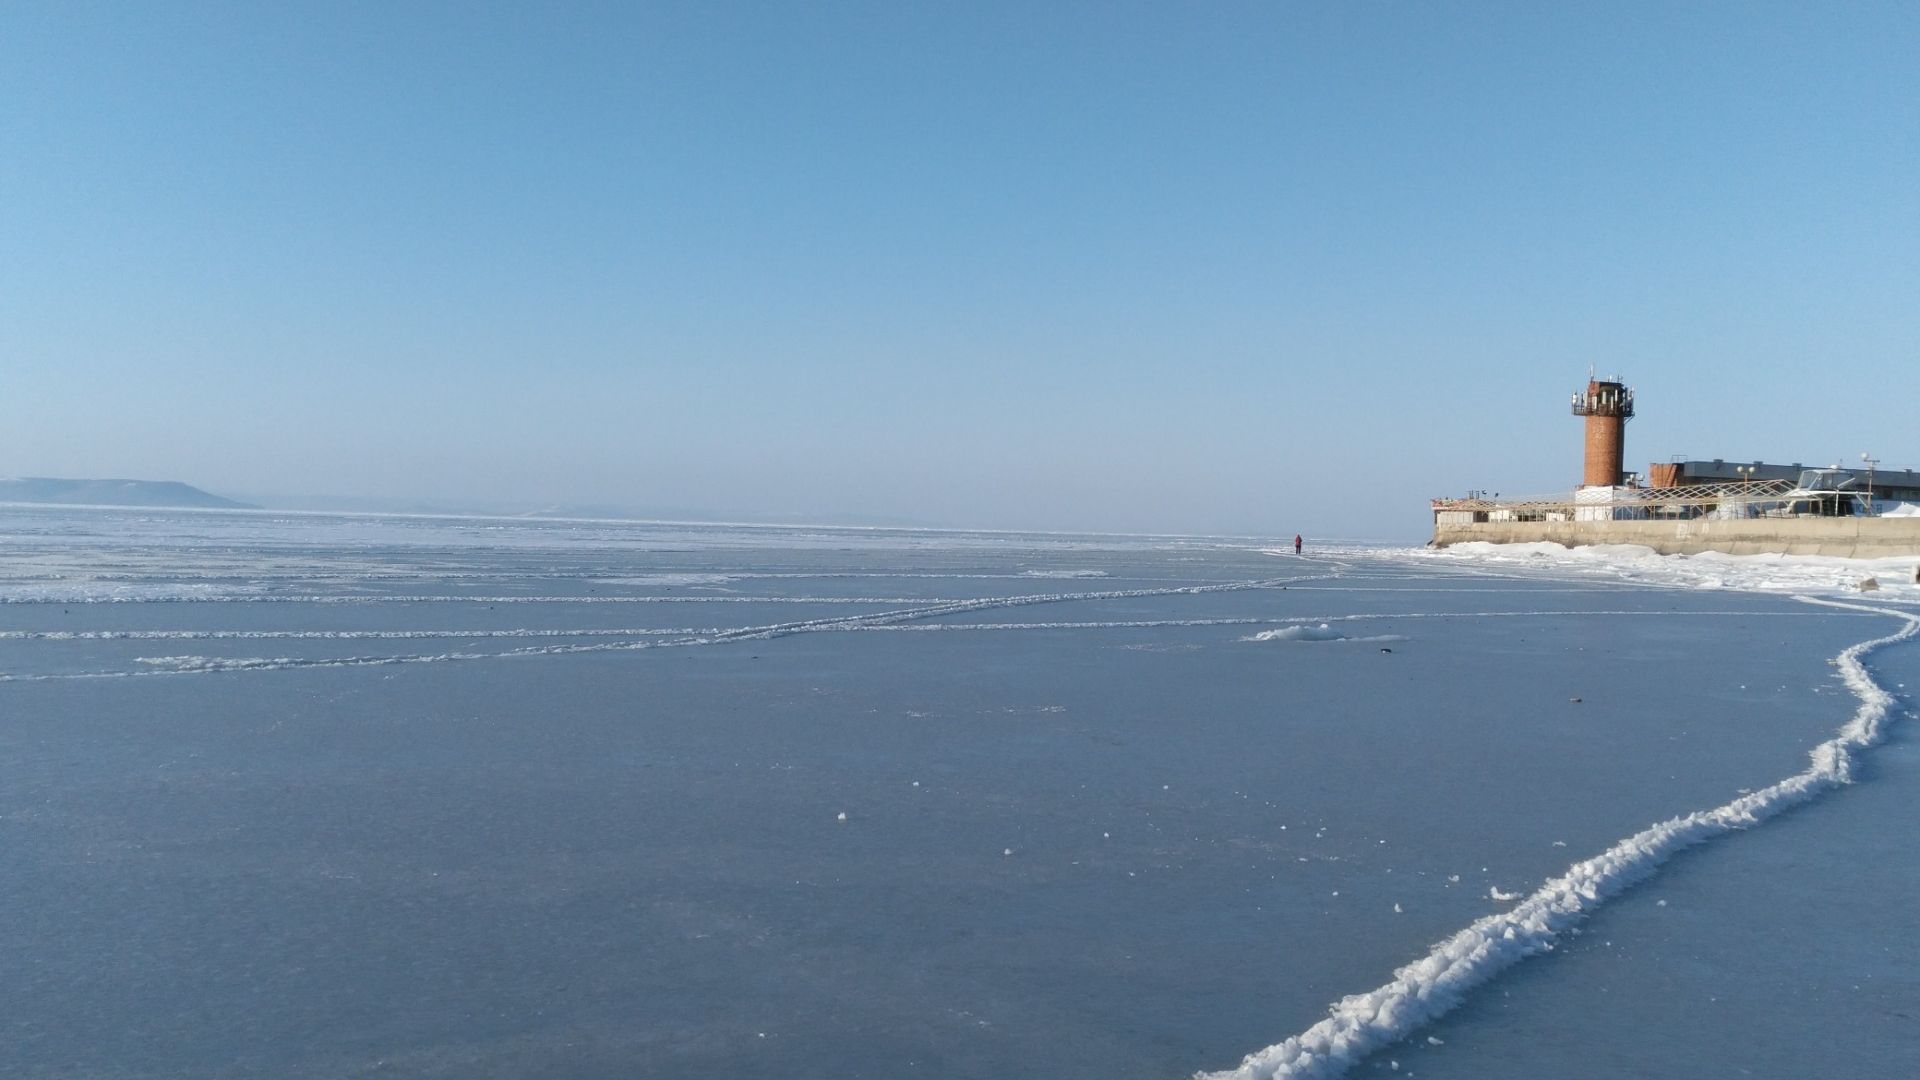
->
[0,477,257,510]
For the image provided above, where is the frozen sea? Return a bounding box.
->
[3,506,1918,1079]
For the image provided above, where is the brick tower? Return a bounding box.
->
[1571,377,1634,488]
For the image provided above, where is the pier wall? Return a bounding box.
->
[1431,517,1920,559]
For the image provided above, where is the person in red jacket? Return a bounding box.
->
[1293,534,1303,555]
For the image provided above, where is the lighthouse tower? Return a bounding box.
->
[1571,377,1634,488]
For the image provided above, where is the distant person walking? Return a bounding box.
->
[1294,534,1303,555]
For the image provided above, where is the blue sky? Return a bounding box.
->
[2,2,1914,537]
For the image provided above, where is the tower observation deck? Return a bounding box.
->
[1571,377,1634,488]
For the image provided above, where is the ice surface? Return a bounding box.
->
[3,505,1917,1079]
[1201,591,1915,1078]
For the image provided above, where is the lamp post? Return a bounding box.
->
[1861,453,1878,514]
[1731,465,1755,520]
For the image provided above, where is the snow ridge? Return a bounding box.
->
[0,609,1836,644]
[1197,596,1918,1080]
[1242,625,1406,644]
[0,618,1279,642]
[3,572,1340,681]
[0,594,944,605]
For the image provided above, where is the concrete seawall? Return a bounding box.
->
[1431,517,1920,559]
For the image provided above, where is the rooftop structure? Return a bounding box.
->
[1651,460,1920,504]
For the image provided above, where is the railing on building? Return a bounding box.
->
[1432,478,1800,523]
[1570,383,1635,418]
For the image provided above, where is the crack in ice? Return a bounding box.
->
[0,572,1340,681]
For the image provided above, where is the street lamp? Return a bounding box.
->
[1861,453,1878,514]
[1731,465,1755,521]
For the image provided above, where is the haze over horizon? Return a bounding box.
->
[4,3,1915,538]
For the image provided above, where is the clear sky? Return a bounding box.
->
[2,2,1914,538]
